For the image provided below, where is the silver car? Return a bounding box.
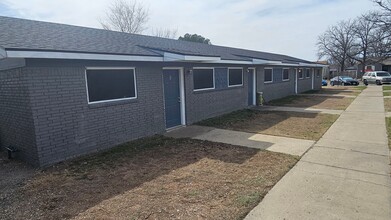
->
[362,71,391,85]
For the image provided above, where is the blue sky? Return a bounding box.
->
[0,0,379,60]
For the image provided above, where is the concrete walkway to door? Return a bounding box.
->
[245,86,391,220]
[165,125,315,157]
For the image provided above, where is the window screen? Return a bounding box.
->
[86,68,136,103]
[228,68,243,86]
[264,69,273,82]
[298,69,304,79]
[193,68,214,90]
[306,69,311,78]
[283,69,289,80]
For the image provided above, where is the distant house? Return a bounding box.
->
[0,16,323,167]
[357,58,391,77]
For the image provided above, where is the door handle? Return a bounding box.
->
[178,97,181,103]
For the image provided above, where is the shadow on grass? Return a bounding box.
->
[3,136,269,220]
[266,95,354,110]
[197,109,338,141]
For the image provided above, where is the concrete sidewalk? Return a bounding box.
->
[165,125,315,156]
[245,86,391,220]
[255,105,343,115]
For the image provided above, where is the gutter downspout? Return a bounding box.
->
[311,70,314,90]
[295,68,298,94]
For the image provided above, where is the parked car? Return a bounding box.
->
[322,79,327,86]
[330,76,360,86]
[362,71,391,85]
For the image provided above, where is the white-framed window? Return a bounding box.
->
[298,68,304,79]
[283,68,290,81]
[264,68,273,83]
[85,67,137,104]
[306,68,311,78]
[228,67,243,87]
[316,69,321,78]
[193,67,215,91]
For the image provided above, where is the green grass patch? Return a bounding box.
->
[351,86,367,91]
[383,86,391,91]
[236,192,262,207]
[196,109,258,127]
[266,95,298,106]
[384,91,391,97]
[302,90,320,94]
[386,117,391,150]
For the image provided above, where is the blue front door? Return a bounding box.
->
[163,69,181,128]
[248,69,254,105]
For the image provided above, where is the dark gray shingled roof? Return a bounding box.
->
[0,16,313,64]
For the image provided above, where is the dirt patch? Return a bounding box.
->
[1,136,297,220]
[198,110,338,141]
[0,152,37,218]
[268,95,355,110]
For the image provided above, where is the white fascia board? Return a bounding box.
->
[0,47,6,59]
[262,63,300,67]
[299,62,327,68]
[200,59,253,65]
[163,52,221,62]
[6,50,163,62]
[252,59,283,65]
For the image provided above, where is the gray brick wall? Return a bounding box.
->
[0,58,323,167]
[24,60,166,166]
[184,67,248,124]
[297,69,315,93]
[257,67,296,102]
[0,67,39,166]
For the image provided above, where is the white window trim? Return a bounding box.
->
[85,67,137,104]
[282,68,290,81]
[306,68,311,78]
[298,68,304,79]
[264,68,273,83]
[193,67,215,91]
[227,67,244,87]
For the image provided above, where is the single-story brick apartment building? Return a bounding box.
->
[0,16,323,167]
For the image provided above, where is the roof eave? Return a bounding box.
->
[163,52,221,62]
[5,49,163,62]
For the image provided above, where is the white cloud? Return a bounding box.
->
[0,0,379,60]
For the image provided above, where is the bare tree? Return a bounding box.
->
[100,0,149,34]
[317,20,356,72]
[350,13,383,74]
[373,0,391,27]
[151,28,178,39]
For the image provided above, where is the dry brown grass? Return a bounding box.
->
[1,136,297,220]
[384,98,391,112]
[268,95,355,110]
[198,110,338,141]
